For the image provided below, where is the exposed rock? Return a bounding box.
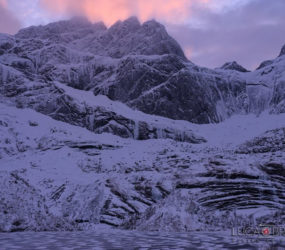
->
[279,44,285,57]
[0,171,76,232]
[0,34,15,52]
[0,71,205,143]
[1,18,285,124]
[220,61,250,72]
[236,128,285,154]
[127,155,285,232]
[256,60,273,70]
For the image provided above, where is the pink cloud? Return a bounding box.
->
[39,0,210,26]
[0,0,21,34]
[0,0,7,8]
[167,0,285,70]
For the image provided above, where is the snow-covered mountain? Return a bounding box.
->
[1,17,284,125]
[219,61,250,72]
[0,17,285,233]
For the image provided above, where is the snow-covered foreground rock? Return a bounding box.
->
[0,103,284,232]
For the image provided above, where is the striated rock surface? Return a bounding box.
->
[1,17,284,125]
[237,128,285,154]
[0,103,284,232]
[0,69,205,143]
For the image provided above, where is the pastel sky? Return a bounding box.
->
[0,0,284,70]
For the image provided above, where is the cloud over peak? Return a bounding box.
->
[39,0,209,26]
[0,0,284,70]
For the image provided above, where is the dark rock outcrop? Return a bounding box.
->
[220,61,250,72]
[0,64,205,143]
[236,128,285,154]
[279,44,285,57]
[256,60,273,70]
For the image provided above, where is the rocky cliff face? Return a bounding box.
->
[279,44,285,57]
[245,48,285,115]
[2,17,284,125]
[14,16,186,60]
[0,63,205,143]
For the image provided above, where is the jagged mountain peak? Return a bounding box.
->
[123,16,141,26]
[108,16,141,36]
[256,43,285,70]
[13,16,186,59]
[105,17,186,59]
[15,17,106,40]
[142,19,164,28]
[256,60,273,70]
[141,19,168,36]
[220,61,250,72]
[92,21,108,31]
[279,44,285,57]
[109,17,163,33]
[1,17,285,125]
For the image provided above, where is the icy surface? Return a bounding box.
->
[0,230,284,250]
[193,112,285,147]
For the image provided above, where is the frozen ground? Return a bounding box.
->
[0,229,285,250]
[192,111,285,147]
[0,103,285,233]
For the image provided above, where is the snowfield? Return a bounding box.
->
[0,102,284,233]
[193,112,285,147]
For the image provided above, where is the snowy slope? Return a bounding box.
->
[0,69,205,143]
[0,103,284,232]
[194,112,285,147]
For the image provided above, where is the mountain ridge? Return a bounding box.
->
[0,17,285,127]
